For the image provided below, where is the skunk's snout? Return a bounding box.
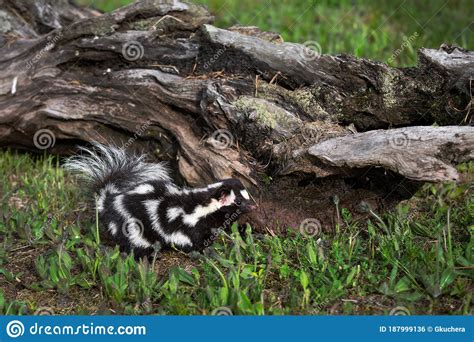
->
[240,202,258,213]
[248,203,258,211]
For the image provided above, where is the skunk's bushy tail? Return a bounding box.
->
[64,143,171,193]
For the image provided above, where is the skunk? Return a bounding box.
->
[65,143,256,257]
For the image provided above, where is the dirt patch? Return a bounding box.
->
[246,168,421,234]
[152,250,198,278]
[1,241,197,314]
[2,243,100,314]
[1,245,47,300]
[14,286,104,315]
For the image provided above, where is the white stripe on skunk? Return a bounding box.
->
[65,143,256,257]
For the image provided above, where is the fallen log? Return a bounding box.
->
[0,0,473,228]
[306,126,474,182]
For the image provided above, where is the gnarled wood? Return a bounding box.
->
[306,126,474,182]
[0,0,473,228]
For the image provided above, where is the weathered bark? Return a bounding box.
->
[0,0,473,227]
[306,126,474,182]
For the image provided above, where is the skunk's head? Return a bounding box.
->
[212,179,257,215]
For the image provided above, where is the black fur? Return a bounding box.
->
[65,144,256,257]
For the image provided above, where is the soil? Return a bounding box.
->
[246,168,421,234]
[2,168,464,315]
[1,241,197,315]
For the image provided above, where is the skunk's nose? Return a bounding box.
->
[249,204,258,211]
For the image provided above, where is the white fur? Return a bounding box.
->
[108,222,118,235]
[144,200,192,247]
[128,183,154,195]
[182,203,218,226]
[241,189,250,200]
[177,190,236,226]
[114,195,151,248]
[207,182,223,189]
[166,182,236,227]
[162,199,224,227]
[165,182,223,197]
[11,76,17,95]
[96,184,119,211]
[124,219,150,249]
[143,199,162,232]
[114,194,128,219]
[192,182,223,193]
[221,190,236,206]
[168,231,193,247]
[105,184,119,193]
[182,199,222,227]
[167,207,184,222]
[165,184,182,195]
[97,192,106,212]
[64,143,171,189]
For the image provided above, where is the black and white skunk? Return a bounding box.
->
[65,143,256,257]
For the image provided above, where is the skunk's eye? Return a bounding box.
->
[235,199,242,206]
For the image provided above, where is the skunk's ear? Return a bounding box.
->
[213,186,231,201]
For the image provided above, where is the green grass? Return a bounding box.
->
[1,1,473,315]
[1,151,472,315]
